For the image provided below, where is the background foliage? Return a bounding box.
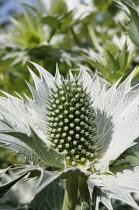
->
[0,0,139,209]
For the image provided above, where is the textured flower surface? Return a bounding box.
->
[1,62,139,209]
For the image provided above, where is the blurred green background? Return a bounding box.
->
[0,0,139,209]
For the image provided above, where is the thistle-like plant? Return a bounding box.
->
[40,0,94,18]
[1,62,139,209]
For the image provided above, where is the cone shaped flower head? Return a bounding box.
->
[1,63,139,209]
[47,75,99,167]
[40,0,94,19]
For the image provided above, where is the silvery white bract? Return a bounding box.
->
[0,172,36,206]
[0,62,139,209]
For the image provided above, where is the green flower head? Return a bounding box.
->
[51,0,67,15]
[47,77,99,167]
[1,63,139,209]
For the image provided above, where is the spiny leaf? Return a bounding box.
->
[88,166,139,210]
[118,41,129,72]
[37,167,89,195]
[105,50,120,73]
[0,172,28,199]
[1,127,65,168]
[119,0,139,47]
[0,137,45,166]
[0,167,11,177]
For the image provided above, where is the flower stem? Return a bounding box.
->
[62,177,78,210]
[47,29,55,43]
[71,28,80,46]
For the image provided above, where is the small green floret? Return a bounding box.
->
[51,0,67,15]
[47,79,99,166]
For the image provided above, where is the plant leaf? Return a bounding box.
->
[88,166,139,210]
[0,127,65,168]
[36,167,89,195]
[0,167,11,177]
[94,0,112,10]
[42,15,60,30]
[0,62,65,168]
[94,69,139,170]
[105,50,120,73]
[30,179,64,210]
[0,172,28,199]
[118,41,130,72]
[118,0,139,47]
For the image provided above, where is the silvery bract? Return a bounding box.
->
[0,62,139,209]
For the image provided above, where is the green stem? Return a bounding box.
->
[88,24,99,51]
[62,177,78,210]
[47,29,55,43]
[71,28,80,46]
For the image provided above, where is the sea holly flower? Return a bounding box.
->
[40,0,94,19]
[0,62,139,209]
